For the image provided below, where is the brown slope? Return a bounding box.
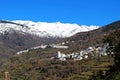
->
[0,30,61,59]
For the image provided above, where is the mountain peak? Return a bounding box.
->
[0,20,99,37]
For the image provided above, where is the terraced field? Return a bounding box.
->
[64,56,114,80]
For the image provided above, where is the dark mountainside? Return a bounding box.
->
[62,20,120,53]
[0,20,61,59]
[0,32,60,59]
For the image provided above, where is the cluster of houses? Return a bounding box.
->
[16,40,110,62]
[55,43,109,61]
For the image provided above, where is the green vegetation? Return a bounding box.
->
[89,29,120,80]
[0,52,114,80]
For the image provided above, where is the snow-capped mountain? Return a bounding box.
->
[0,20,99,37]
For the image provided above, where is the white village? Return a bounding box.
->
[55,43,110,61]
[16,41,111,62]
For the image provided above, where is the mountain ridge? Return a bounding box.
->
[0,20,99,38]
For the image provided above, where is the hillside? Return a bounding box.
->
[0,52,114,80]
[0,20,98,59]
[62,20,120,53]
[0,20,120,80]
[0,31,60,59]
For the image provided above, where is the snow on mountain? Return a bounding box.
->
[0,20,99,37]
